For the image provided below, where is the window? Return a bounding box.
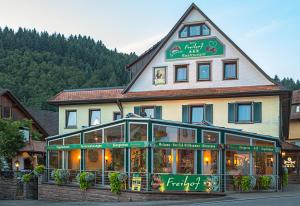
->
[130,123,147,141]
[89,109,101,126]
[296,105,300,113]
[197,63,211,81]
[203,150,218,174]
[179,23,211,38]
[223,61,238,80]
[65,149,81,170]
[237,103,252,123]
[175,65,188,82]
[113,112,122,120]
[130,149,146,173]
[49,151,63,169]
[191,106,204,123]
[177,149,194,174]
[64,134,80,145]
[141,107,155,118]
[252,140,275,175]
[153,124,195,143]
[84,129,102,143]
[2,106,11,119]
[104,124,125,142]
[153,149,173,173]
[85,149,102,173]
[66,110,77,128]
[203,131,219,143]
[20,128,30,142]
[228,102,262,124]
[105,148,124,172]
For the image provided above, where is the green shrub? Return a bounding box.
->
[109,172,121,194]
[51,169,69,185]
[241,176,251,192]
[76,172,95,190]
[22,173,32,183]
[259,176,271,190]
[233,175,242,191]
[283,168,288,187]
[33,165,45,176]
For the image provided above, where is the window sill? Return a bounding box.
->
[174,80,188,83]
[197,79,211,82]
[223,78,238,80]
[65,126,77,129]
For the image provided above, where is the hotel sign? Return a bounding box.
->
[166,38,224,60]
[151,174,219,192]
[284,157,296,168]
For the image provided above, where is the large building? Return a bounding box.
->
[49,4,290,140]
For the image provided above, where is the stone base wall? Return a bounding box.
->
[38,183,225,202]
[0,175,18,200]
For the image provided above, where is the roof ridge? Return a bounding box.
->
[63,86,125,92]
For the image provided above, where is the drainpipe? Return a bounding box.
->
[116,99,124,118]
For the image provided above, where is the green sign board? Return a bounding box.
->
[226,144,280,153]
[153,142,219,150]
[151,174,219,192]
[46,141,149,150]
[166,38,224,60]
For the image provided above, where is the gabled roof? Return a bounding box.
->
[123,3,278,93]
[0,89,49,137]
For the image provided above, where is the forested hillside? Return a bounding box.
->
[0,27,137,110]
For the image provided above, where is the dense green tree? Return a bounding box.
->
[274,75,300,90]
[0,27,137,111]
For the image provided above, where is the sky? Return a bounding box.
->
[0,0,299,79]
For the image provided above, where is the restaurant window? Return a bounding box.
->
[84,129,102,143]
[203,150,218,174]
[130,123,147,141]
[226,134,250,175]
[197,63,211,81]
[175,65,188,82]
[49,150,63,169]
[2,106,11,118]
[153,149,173,173]
[203,131,219,143]
[105,148,124,172]
[89,109,101,126]
[191,106,204,123]
[179,24,211,38]
[49,139,63,145]
[85,149,102,171]
[130,149,146,173]
[153,124,195,143]
[104,124,124,142]
[177,149,194,174]
[223,61,238,80]
[253,140,275,175]
[65,149,81,170]
[237,103,252,123]
[64,134,80,145]
[113,112,122,120]
[228,102,262,124]
[66,110,77,128]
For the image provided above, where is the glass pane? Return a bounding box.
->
[176,67,187,81]
[253,139,274,147]
[104,124,124,142]
[191,106,204,123]
[114,112,121,120]
[203,150,218,174]
[90,110,101,126]
[226,151,250,175]
[226,134,250,145]
[85,149,102,171]
[177,149,194,174]
[84,129,102,143]
[202,24,210,36]
[67,111,76,127]
[153,125,177,142]
[105,148,124,172]
[66,149,80,170]
[198,64,210,80]
[178,128,195,143]
[49,139,63,145]
[143,108,154,118]
[179,26,188,38]
[49,150,62,169]
[224,63,237,79]
[64,134,80,145]
[153,149,173,173]
[130,124,147,141]
[130,149,146,172]
[203,131,219,143]
[189,25,201,36]
[253,152,275,175]
[237,104,251,122]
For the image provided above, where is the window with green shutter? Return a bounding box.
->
[134,106,162,119]
[228,102,262,124]
[182,104,213,124]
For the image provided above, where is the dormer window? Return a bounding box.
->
[179,23,211,38]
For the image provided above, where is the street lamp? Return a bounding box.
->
[14,160,20,171]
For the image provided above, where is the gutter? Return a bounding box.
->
[116,99,124,118]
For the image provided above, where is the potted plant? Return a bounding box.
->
[51,169,70,185]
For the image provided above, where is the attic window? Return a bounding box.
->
[179,23,211,38]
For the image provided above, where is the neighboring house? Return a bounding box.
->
[48,3,291,142]
[0,89,58,170]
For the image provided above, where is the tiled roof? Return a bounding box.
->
[48,85,284,105]
[19,140,46,153]
[290,90,300,120]
[292,90,300,104]
[282,142,300,151]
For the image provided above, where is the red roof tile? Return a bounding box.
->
[48,85,285,105]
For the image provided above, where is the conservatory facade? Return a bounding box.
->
[46,118,281,192]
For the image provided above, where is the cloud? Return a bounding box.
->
[119,32,166,54]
